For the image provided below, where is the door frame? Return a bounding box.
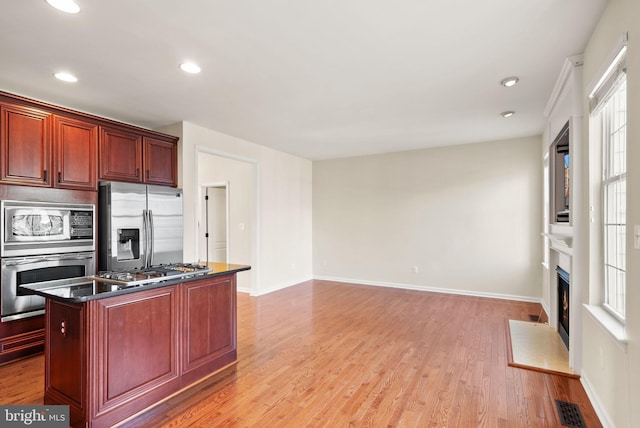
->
[193,145,259,294]
[199,181,230,264]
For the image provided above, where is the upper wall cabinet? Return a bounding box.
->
[0,103,98,190]
[99,126,143,183]
[0,91,179,190]
[99,128,177,186]
[53,115,99,191]
[0,102,52,187]
[144,137,177,186]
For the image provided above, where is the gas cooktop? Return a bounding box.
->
[88,263,211,286]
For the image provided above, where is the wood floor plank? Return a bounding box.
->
[0,280,602,427]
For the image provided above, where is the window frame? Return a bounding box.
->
[589,44,627,322]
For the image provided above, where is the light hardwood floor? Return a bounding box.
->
[0,279,601,427]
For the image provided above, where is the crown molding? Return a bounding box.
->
[544,55,584,118]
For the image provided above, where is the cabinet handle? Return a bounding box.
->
[60,320,66,336]
[146,169,150,179]
[58,171,62,183]
[43,170,48,182]
[136,168,140,177]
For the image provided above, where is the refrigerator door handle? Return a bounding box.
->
[148,210,155,266]
[142,209,149,268]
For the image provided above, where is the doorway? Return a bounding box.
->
[199,184,229,264]
[195,148,256,294]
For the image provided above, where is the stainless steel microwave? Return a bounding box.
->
[0,200,95,257]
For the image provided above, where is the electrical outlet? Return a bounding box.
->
[412,266,419,273]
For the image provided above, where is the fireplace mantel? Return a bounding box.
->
[544,232,573,255]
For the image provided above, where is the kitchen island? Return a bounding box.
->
[22,262,250,428]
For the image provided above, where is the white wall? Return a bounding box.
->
[313,136,543,300]
[579,0,640,426]
[157,121,313,295]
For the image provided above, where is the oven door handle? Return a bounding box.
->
[2,256,50,266]
[2,253,95,266]
[57,253,95,260]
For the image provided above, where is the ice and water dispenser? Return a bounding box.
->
[117,229,140,261]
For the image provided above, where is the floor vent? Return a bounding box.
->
[555,400,586,427]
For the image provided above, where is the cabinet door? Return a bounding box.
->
[99,126,143,183]
[53,115,98,190]
[0,102,51,186]
[181,275,237,378]
[92,287,178,415]
[143,137,177,186]
[46,299,85,410]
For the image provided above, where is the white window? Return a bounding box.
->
[590,43,627,321]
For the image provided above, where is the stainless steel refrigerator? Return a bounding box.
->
[98,182,183,272]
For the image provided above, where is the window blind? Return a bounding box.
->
[589,44,627,114]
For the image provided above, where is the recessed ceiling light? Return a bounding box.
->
[501,111,515,118]
[46,0,80,14]
[54,72,78,83]
[180,62,201,74]
[500,76,520,87]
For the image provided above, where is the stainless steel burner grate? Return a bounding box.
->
[89,263,210,286]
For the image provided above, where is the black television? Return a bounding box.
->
[553,122,570,223]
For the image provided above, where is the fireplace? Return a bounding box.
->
[556,266,570,349]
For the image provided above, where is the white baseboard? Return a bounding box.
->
[313,275,544,304]
[540,299,550,319]
[580,369,615,428]
[241,275,544,304]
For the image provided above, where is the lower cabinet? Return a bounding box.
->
[181,274,237,384]
[0,316,45,365]
[89,286,179,425]
[45,300,86,423]
[44,274,237,428]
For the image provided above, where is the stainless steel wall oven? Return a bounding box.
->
[0,200,95,321]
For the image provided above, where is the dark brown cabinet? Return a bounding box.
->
[0,102,99,190]
[144,137,177,186]
[181,275,237,383]
[0,91,179,193]
[0,102,52,186]
[91,286,179,423]
[53,115,98,191]
[45,300,85,415]
[98,126,143,183]
[99,128,177,187]
[0,316,44,365]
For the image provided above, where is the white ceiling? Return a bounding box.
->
[0,0,607,160]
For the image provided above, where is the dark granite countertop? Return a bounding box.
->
[20,262,250,303]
